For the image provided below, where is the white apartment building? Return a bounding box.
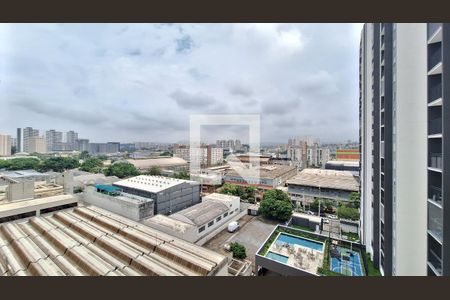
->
[23,127,39,153]
[0,134,12,157]
[360,23,427,276]
[28,136,47,154]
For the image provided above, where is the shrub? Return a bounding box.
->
[230,242,247,259]
[104,162,139,178]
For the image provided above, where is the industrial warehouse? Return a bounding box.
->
[0,205,228,276]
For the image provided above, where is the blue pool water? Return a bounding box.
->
[330,246,364,276]
[266,251,289,263]
[275,233,324,252]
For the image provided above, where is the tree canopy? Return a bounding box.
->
[79,157,104,173]
[104,162,139,178]
[219,183,256,202]
[259,189,293,221]
[144,166,162,176]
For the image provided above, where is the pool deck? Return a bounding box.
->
[266,232,324,274]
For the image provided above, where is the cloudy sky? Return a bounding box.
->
[0,23,363,144]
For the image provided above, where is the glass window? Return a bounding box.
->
[208,220,214,227]
[216,216,222,222]
[224,212,228,217]
[428,202,443,242]
[198,226,205,233]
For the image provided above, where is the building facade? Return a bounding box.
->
[16,128,22,153]
[0,134,12,157]
[112,175,201,215]
[45,129,63,152]
[360,23,428,276]
[426,23,450,276]
[23,127,39,153]
[28,136,47,154]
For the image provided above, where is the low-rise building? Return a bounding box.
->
[223,164,297,190]
[144,193,240,244]
[127,157,188,172]
[82,185,154,221]
[112,175,201,215]
[324,160,360,175]
[286,169,359,206]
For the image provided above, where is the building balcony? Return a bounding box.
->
[428,23,442,44]
[429,153,443,170]
[428,76,442,104]
[428,118,442,136]
[428,249,443,276]
[428,185,443,206]
[428,43,442,73]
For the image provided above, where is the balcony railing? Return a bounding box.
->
[429,118,442,135]
[428,43,442,72]
[428,248,443,275]
[429,153,443,170]
[428,23,442,40]
[428,78,442,103]
[429,186,443,205]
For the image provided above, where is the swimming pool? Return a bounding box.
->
[275,233,324,252]
[266,251,289,263]
[330,246,365,276]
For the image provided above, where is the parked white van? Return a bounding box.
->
[227,221,240,233]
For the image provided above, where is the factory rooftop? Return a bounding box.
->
[225,164,297,179]
[0,205,227,276]
[126,157,188,170]
[286,169,359,191]
[170,200,229,227]
[113,175,198,193]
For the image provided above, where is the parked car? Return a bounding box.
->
[323,219,330,224]
[306,211,315,215]
[328,214,338,220]
[227,221,240,233]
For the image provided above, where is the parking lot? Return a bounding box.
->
[203,214,279,269]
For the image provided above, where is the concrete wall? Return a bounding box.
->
[83,187,154,221]
[6,181,34,201]
[393,23,427,275]
[255,255,317,276]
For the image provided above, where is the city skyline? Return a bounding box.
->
[0,24,362,143]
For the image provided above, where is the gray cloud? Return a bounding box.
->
[229,84,253,97]
[170,89,216,109]
[0,23,362,143]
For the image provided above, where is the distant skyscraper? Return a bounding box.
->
[23,127,39,153]
[28,136,46,154]
[0,133,12,156]
[16,128,22,152]
[76,139,90,152]
[46,129,63,152]
[66,131,78,150]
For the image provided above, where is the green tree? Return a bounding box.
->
[1,158,41,171]
[219,183,256,202]
[11,146,17,155]
[145,166,162,176]
[79,151,90,160]
[79,157,104,173]
[337,205,360,220]
[37,157,80,172]
[259,189,293,221]
[172,170,190,180]
[104,162,139,178]
[159,151,172,157]
[348,192,361,209]
[229,242,247,259]
[97,155,108,161]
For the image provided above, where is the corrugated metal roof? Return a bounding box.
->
[0,206,226,276]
